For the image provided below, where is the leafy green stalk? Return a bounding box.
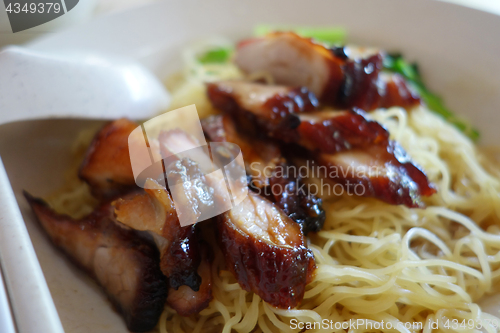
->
[197,47,232,64]
[254,25,346,45]
[383,54,479,141]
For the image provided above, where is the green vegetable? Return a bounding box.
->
[254,25,346,45]
[383,54,480,141]
[198,47,232,64]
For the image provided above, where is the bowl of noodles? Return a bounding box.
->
[3,0,500,333]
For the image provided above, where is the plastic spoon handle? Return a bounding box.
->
[0,157,65,333]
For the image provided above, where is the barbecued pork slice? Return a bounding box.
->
[206,81,388,152]
[159,129,236,223]
[206,81,435,208]
[217,191,315,309]
[167,243,213,316]
[206,80,318,137]
[235,32,344,100]
[79,118,138,199]
[378,72,420,109]
[24,192,167,332]
[202,114,325,234]
[201,114,283,188]
[114,178,202,291]
[317,142,436,207]
[207,80,318,142]
[234,32,420,110]
[265,166,326,234]
[292,109,389,153]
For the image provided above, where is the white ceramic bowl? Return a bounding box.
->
[1,1,500,332]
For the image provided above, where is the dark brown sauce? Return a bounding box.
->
[297,109,390,154]
[334,52,420,110]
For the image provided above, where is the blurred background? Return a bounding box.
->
[1,0,500,49]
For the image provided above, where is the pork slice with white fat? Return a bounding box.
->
[234,32,420,110]
[79,118,139,199]
[217,191,315,309]
[113,178,214,316]
[24,192,167,332]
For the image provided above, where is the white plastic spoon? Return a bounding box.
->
[0,46,171,126]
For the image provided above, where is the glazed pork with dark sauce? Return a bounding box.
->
[113,178,203,292]
[166,242,213,316]
[113,179,214,316]
[206,80,435,207]
[79,118,139,199]
[80,120,206,292]
[317,142,436,207]
[217,191,315,309]
[234,32,420,110]
[84,122,217,315]
[201,112,283,189]
[206,80,318,136]
[207,80,389,151]
[202,114,326,234]
[158,128,234,220]
[24,193,167,332]
[335,50,420,110]
[287,109,389,153]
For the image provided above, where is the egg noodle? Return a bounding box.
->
[51,39,500,333]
